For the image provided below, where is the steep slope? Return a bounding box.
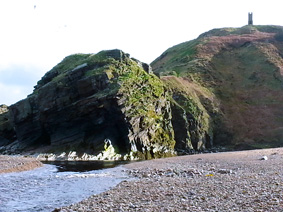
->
[162,76,216,152]
[2,25,283,158]
[0,50,175,159]
[152,25,283,149]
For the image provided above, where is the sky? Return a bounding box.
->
[1,0,283,106]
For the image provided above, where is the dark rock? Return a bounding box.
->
[131,58,153,74]
[0,105,16,148]
[0,50,175,159]
[141,62,153,74]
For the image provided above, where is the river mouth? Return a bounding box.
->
[43,160,132,172]
[0,161,133,212]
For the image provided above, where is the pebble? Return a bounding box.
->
[217,169,233,174]
[260,156,268,160]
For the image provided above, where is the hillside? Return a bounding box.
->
[152,25,283,150]
[1,25,283,159]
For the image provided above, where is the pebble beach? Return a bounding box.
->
[0,155,42,174]
[55,148,283,212]
[1,149,283,211]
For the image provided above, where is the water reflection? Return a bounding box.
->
[43,160,132,172]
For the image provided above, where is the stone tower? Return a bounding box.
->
[248,12,253,25]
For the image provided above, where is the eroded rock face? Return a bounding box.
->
[0,50,175,159]
[161,76,215,153]
[0,105,15,147]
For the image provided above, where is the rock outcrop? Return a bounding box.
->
[0,105,14,147]
[0,50,175,159]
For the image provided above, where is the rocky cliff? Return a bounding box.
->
[0,50,175,159]
[2,25,283,159]
[152,25,283,150]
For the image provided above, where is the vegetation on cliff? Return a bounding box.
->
[152,25,283,150]
[2,25,283,159]
[0,50,175,159]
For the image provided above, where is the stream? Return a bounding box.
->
[0,161,131,212]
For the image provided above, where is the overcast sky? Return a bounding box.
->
[1,0,283,106]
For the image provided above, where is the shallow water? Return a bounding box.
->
[0,163,130,212]
[44,160,131,172]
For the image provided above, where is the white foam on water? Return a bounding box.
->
[0,164,129,212]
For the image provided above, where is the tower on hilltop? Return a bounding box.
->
[248,12,253,25]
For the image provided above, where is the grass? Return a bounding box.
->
[151,39,201,76]
[254,25,283,33]
[118,59,165,118]
[48,53,91,76]
[161,76,215,149]
[152,24,283,149]
[36,51,121,88]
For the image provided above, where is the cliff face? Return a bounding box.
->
[2,25,283,158]
[152,25,283,150]
[0,105,14,147]
[0,50,175,159]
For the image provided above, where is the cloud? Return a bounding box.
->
[0,0,283,106]
[0,64,46,106]
[0,82,32,106]
[0,64,43,86]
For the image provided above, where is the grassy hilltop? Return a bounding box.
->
[152,25,283,150]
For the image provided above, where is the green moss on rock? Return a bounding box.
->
[113,57,175,158]
[8,49,176,159]
[161,76,214,152]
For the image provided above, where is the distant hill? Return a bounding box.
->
[152,25,283,150]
